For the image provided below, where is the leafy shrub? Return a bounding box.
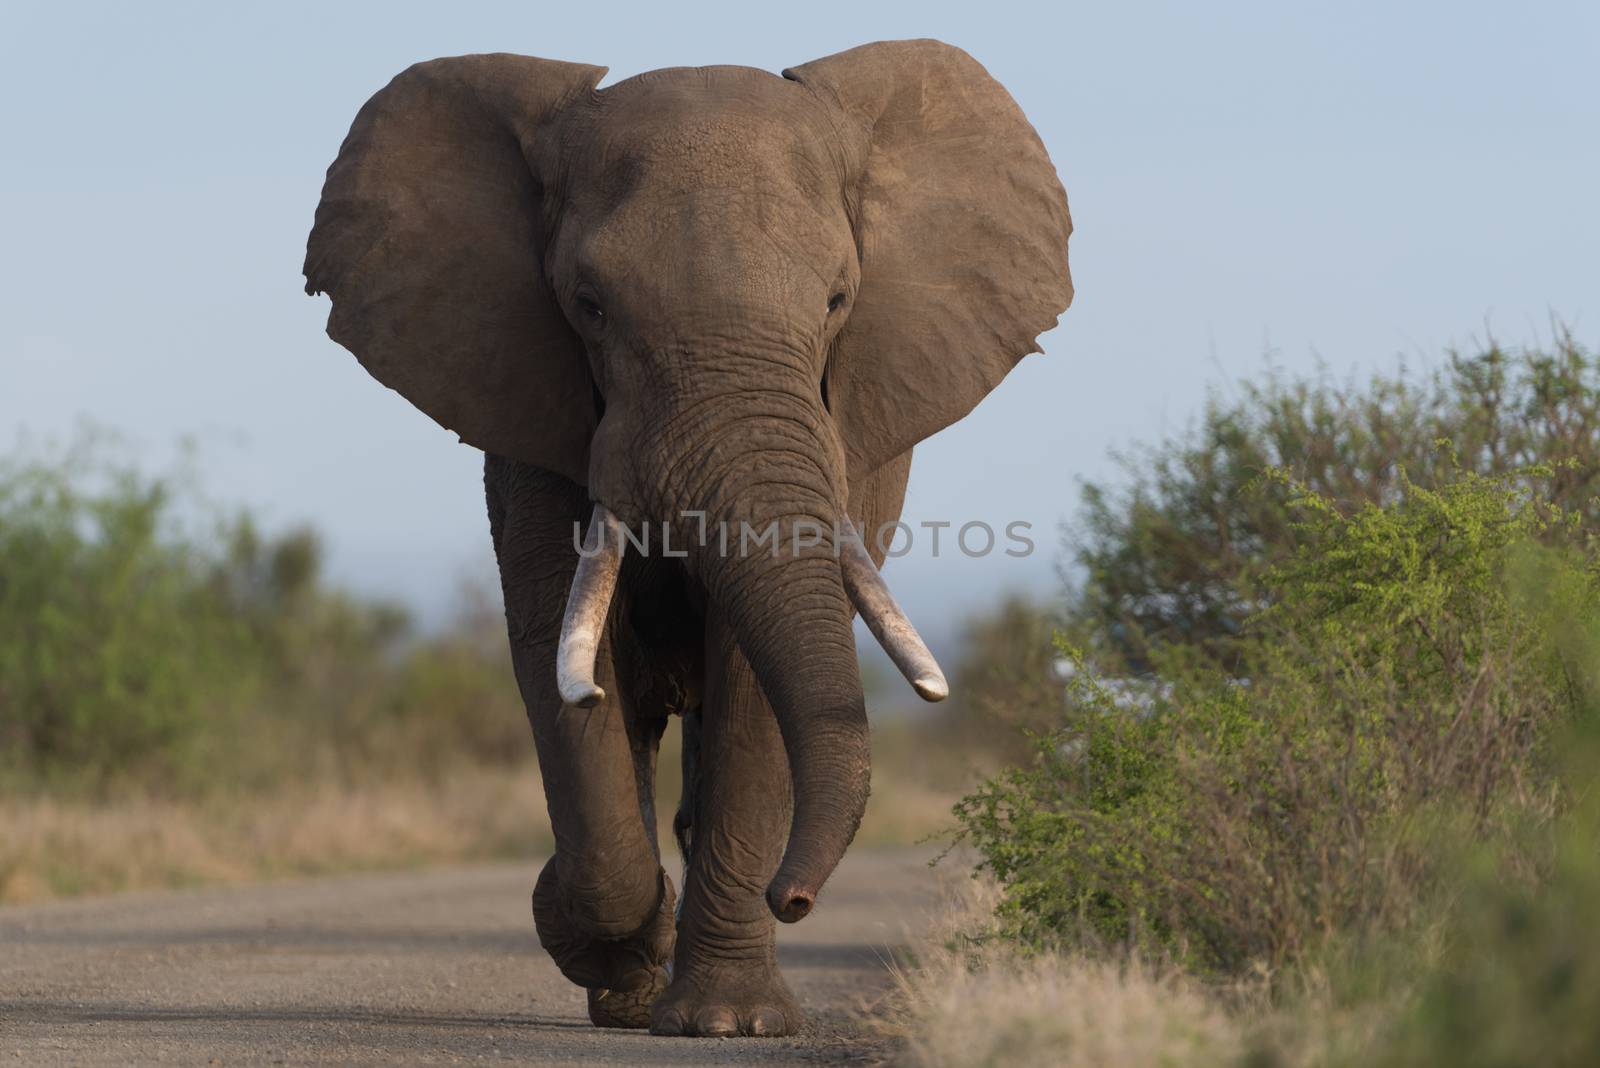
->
[0,435,526,795]
[1071,332,1600,672]
[954,463,1592,975]
[0,444,247,781]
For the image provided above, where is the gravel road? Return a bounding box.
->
[0,851,939,1066]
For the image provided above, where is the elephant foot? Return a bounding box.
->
[587,965,669,1028]
[649,959,803,1037]
[531,860,676,1028]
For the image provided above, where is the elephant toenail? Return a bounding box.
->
[694,1006,739,1037]
[748,1008,787,1035]
[650,1008,687,1036]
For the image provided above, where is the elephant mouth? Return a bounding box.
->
[554,503,946,710]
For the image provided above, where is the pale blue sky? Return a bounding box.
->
[3,1,1597,660]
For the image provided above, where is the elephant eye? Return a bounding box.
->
[828,292,847,314]
[575,296,605,324]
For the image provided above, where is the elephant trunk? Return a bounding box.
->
[558,497,928,920]
[699,535,872,922]
[633,382,872,922]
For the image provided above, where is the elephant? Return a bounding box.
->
[304,39,1072,1037]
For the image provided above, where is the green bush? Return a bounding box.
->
[0,444,245,783]
[0,436,526,796]
[954,463,1593,975]
[1071,332,1600,672]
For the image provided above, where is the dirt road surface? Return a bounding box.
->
[0,851,940,1066]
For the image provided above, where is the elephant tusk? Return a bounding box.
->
[837,517,948,702]
[556,503,626,708]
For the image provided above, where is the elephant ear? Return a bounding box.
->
[305,54,606,484]
[783,40,1073,482]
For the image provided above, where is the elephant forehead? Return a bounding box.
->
[580,188,846,312]
[580,67,839,194]
[621,117,795,181]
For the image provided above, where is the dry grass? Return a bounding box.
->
[887,877,1248,1068]
[0,770,552,904]
[0,728,960,906]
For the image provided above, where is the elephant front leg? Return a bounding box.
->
[524,659,677,1030]
[651,612,802,1037]
[487,457,674,1029]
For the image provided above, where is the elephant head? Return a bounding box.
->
[304,40,1072,921]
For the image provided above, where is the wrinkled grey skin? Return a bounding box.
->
[306,39,1071,1037]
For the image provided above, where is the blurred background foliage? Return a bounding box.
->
[0,430,529,799]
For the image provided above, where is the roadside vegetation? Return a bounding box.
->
[0,433,544,900]
[906,331,1600,1066]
